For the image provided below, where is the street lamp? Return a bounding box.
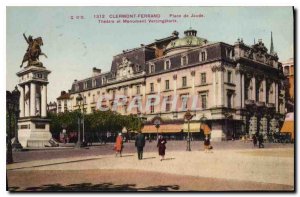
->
[6,91,14,164]
[153,117,161,140]
[184,110,193,151]
[11,86,22,151]
[76,93,83,148]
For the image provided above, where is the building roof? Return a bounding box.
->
[165,28,208,53]
[57,92,70,100]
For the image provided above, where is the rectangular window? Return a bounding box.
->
[166,96,171,112]
[201,73,206,84]
[150,83,154,92]
[181,95,188,110]
[93,79,97,87]
[150,98,155,113]
[136,85,140,94]
[201,94,207,109]
[165,80,170,90]
[92,94,95,103]
[182,76,187,87]
[227,93,232,108]
[227,71,232,83]
[201,52,206,61]
[84,96,87,104]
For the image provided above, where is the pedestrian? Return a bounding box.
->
[157,135,167,161]
[204,135,212,153]
[258,134,264,148]
[135,131,145,160]
[252,135,257,147]
[114,133,123,157]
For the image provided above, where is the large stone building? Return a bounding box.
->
[62,29,286,141]
[282,58,294,112]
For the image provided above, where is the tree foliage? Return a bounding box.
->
[49,110,143,139]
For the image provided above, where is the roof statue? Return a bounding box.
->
[270,31,274,55]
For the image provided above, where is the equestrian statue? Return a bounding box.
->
[20,33,48,68]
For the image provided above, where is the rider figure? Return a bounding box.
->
[23,33,34,54]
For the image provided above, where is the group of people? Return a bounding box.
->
[114,132,167,161]
[114,132,215,160]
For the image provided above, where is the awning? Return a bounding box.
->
[183,122,201,133]
[281,121,294,139]
[142,124,182,134]
[182,123,211,134]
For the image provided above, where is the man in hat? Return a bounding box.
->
[135,131,146,160]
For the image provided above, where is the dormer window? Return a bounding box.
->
[136,64,141,72]
[226,48,234,59]
[181,56,188,66]
[75,84,79,92]
[200,51,207,61]
[149,64,155,73]
[84,81,88,89]
[165,60,171,70]
[102,77,106,84]
[93,79,97,87]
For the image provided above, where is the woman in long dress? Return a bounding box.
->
[115,133,123,157]
[157,135,167,161]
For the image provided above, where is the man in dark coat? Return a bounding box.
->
[258,134,264,148]
[135,132,146,160]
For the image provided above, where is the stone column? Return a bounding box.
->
[191,71,195,95]
[275,83,278,112]
[142,83,146,114]
[241,74,245,108]
[235,72,241,108]
[212,71,216,107]
[252,77,256,101]
[19,85,25,118]
[218,71,224,106]
[272,82,276,103]
[30,83,36,116]
[262,79,267,103]
[41,85,47,117]
[24,84,30,117]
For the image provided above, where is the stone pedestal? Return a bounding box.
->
[16,64,53,148]
[18,118,52,147]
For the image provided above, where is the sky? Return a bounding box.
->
[6,6,294,102]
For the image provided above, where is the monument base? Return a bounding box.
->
[18,117,52,148]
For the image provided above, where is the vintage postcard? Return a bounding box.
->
[6,6,294,192]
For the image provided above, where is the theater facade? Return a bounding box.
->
[64,28,286,141]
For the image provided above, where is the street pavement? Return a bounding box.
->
[12,140,293,163]
[7,141,294,191]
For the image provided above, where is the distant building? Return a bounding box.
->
[282,58,294,112]
[56,91,72,113]
[59,29,286,141]
[47,101,57,114]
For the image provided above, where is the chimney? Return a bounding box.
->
[93,67,102,76]
[61,91,66,96]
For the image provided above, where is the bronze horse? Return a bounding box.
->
[20,34,48,68]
